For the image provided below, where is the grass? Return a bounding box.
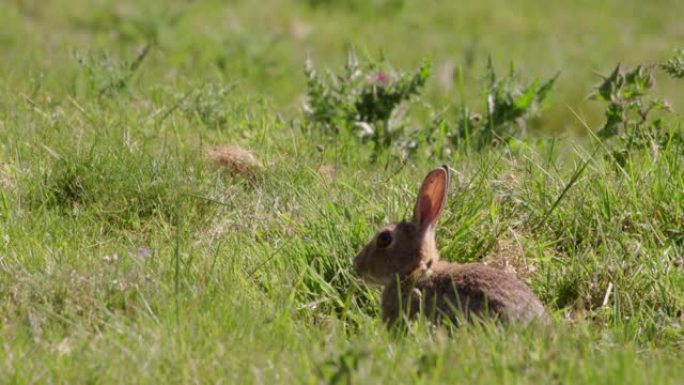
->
[1,0,683,383]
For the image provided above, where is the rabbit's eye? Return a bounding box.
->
[377,231,392,248]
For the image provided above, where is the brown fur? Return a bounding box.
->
[380,261,547,325]
[353,165,548,327]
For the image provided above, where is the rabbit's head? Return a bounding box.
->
[353,166,450,285]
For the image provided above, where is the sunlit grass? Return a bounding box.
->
[0,0,683,383]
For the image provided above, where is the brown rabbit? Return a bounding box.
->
[353,165,547,326]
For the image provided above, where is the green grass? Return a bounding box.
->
[1,0,683,383]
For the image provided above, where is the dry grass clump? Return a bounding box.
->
[317,164,336,183]
[207,145,261,179]
[0,162,13,189]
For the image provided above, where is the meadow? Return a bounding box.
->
[1,0,683,383]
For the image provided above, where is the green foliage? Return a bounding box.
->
[590,64,678,164]
[592,64,664,138]
[75,46,150,97]
[315,347,369,385]
[453,59,558,149]
[179,83,238,129]
[661,48,684,79]
[304,50,430,152]
[303,54,557,158]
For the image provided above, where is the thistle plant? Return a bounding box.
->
[303,50,430,153]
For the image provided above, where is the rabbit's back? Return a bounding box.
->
[381,262,547,325]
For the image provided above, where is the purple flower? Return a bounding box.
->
[138,247,150,257]
[377,71,388,84]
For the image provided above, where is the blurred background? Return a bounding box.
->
[3,0,683,135]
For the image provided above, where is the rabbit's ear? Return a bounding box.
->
[413,165,449,233]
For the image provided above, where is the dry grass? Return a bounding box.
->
[317,164,336,183]
[207,145,261,179]
[0,162,13,189]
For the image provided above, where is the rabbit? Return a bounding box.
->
[353,165,548,326]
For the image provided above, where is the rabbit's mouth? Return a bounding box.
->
[353,250,391,285]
